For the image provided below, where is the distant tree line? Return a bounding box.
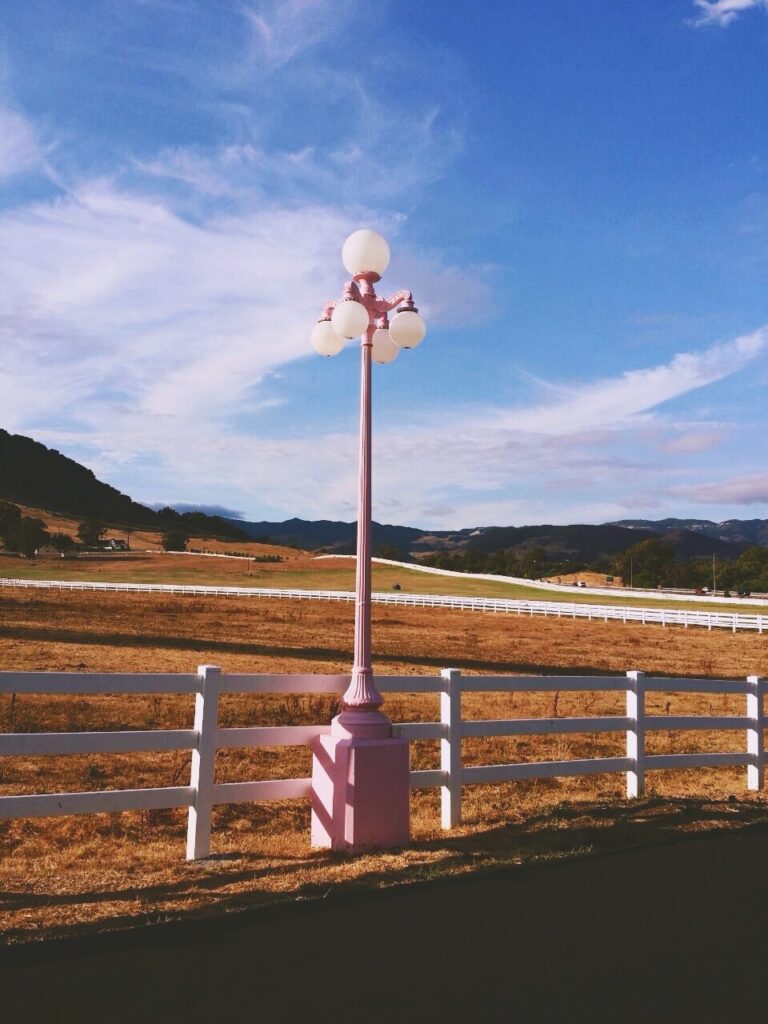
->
[418,546,569,580]
[0,501,192,557]
[613,538,768,594]
[153,506,247,543]
[418,537,768,594]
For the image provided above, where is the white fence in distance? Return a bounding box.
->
[0,667,764,858]
[1,576,766,633]
[363,556,768,608]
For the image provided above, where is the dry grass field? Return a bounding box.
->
[3,547,766,615]
[1,586,768,944]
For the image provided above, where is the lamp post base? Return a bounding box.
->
[310,715,410,852]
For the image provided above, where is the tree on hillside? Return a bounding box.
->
[729,546,768,593]
[77,518,107,548]
[614,538,675,588]
[0,501,21,541]
[161,528,189,552]
[519,546,548,579]
[4,516,50,557]
[375,544,402,561]
[49,532,76,553]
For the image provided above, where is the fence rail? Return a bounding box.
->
[1,577,765,633]
[0,666,765,857]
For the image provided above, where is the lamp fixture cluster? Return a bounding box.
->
[310,229,426,363]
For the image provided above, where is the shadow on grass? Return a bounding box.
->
[0,622,669,677]
[296,796,768,896]
[3,796,767,946]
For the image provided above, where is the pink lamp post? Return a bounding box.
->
[309,229,426,851]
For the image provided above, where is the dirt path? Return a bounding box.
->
[2,829,767,1022]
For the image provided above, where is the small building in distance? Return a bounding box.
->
[543,571,624,588]
[94,538,129,551]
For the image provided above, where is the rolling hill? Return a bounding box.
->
[228,517,759,563]
[0,430,248,541]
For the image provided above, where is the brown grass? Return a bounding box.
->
[1,588,767,944]
[5,544,767,615]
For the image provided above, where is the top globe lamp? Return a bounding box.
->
[342,229,391,279]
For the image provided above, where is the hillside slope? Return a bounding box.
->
[0,430,247,540]
[0,429,155,524]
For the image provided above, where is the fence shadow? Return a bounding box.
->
[292,796,768,898]
[4,796,767,947]
[0,622,652,677]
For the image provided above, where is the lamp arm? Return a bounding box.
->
[381,289,416,313]
[323,283,416,322]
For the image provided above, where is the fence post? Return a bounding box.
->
[626,670,646,799]
[440,668,462,828]
[186,664,222,860]
[746,675,765,792]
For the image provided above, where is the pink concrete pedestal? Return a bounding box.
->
[310,721,410,852]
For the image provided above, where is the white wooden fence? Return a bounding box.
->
[364,556,768,608]
[0,667,764,858]
[1,577,766,633]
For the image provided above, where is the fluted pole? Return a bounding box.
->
[341,322,384,713]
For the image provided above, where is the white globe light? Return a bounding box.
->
[389,309,426,349]
[342,229,390,277]
[311,319,345,357]
[331,299,370,339]
[371,327,398,365]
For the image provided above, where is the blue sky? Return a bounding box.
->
[1,0,767,528]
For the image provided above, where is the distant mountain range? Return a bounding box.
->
[2,428,765,563]
[228,516,764,563]
[609,518,768,547]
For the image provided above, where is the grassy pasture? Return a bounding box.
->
[2,549,766,615]
[1,586,768,943]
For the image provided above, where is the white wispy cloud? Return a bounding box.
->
[1,2,765,529]
[241,0,358,69]
[0,0,479,524]
[659,430,726,453]
[492,329,767,436]
[672,472,768,504]
[23,321,767,528]
[0,175,487,423]
[690,0,768,27]
[0,107,42,180]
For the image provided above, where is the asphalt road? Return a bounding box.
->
[3,830,768,1023]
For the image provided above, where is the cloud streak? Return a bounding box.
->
[0,107,42,180]
[672,473,768,504]
[0,177,488,427]
[491,329,767,436]
[24,322,768,529]
[690,0,768,26]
